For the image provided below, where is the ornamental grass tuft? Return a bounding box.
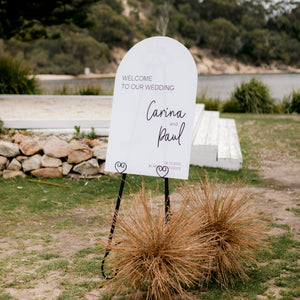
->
[104,185,215,300]
[103,176,268,298]
[179,175,268,286]
[0,55,39,94]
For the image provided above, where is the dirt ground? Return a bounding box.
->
[250,160,300,240]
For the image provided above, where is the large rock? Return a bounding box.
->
[0,141,20,157]
[43,136,69,158]
[62,162,73,176]
[16,156,28,163]
[3,170,26,179]
[82,139,102,147]
[22,154,42,172]
[20,138,43,156]
[0,156,8,170]
[67,144,93,164]
[7,158,22,171]
[41,155,62,168]
[93,145,107,160]
[99,162,106,174]
[31,167,63,178]
[12,133,26,144]
[73,158,100,175]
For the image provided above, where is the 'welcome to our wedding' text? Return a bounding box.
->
[121,74,175,91]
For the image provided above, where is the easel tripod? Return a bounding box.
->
[101,173,170,279]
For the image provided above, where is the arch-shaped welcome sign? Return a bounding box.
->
[105,37,197,180]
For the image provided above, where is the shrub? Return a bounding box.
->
[224,78,275,113]
[281,91,300,114]
[197,93,221,111]
[54,85,70,95]
[222,98,241,113]
[77,85,103,95]
[281,96,293,114]
[0,56,39,94]
[291,91,300,113]
[291,92,300,114]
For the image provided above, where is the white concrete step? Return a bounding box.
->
[3,119,110,130]
[192,103,205,141]
[217,118,243,171]
[31,128,110,136]
[3,119,110,136]
[190,104,243,170]
[190,110,220,168]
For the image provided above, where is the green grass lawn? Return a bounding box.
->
[0,113,299,299]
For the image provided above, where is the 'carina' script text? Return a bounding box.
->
[146,100,186,121]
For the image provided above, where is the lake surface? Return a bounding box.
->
[40,73,300,102]
[197,73,300,101]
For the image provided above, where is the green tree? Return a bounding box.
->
[240,29,272,64]
[89,3,133,48]
[208,18,239,54]
[240,1,267,31]
[176,1,200,22]
[0,0,96,40]
[267,3,300,41]
[199,0,244,24]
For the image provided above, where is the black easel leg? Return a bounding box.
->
[165,177,170,221]
[101,173,127,279]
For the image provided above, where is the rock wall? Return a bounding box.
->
[0,134,108,179]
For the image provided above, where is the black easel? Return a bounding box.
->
[165,177,170,221]
[101,173,170,280]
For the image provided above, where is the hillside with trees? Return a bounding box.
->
[0,0,299,75]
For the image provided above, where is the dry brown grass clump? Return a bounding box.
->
[105,186,215,300]
[179,175,268,286]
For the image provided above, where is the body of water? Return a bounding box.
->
[41,73,300,102]
[197,73,300,101]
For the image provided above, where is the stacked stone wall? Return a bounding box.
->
[0,134,108,179]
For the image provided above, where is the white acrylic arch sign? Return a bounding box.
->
[105,36,197,180]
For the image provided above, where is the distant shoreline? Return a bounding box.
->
[36,70,300,81]
[35,73,116,81]
[35,46,300,80]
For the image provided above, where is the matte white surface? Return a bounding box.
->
[105,37,198,179]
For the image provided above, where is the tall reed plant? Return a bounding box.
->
[0,56,39,94]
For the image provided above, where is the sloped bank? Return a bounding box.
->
[0,134,108,179]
